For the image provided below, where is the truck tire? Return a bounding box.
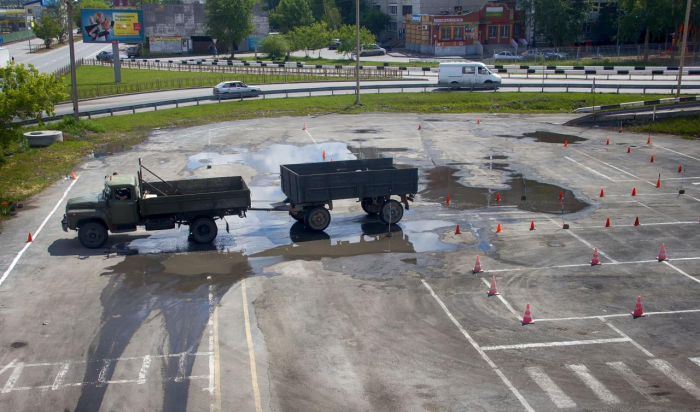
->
[289,211,304,222]
[305,206,331,231]
[450,82,460,90]
[78,221,108,249]
[361,198,384,215]
[190,217,218,244]
[379,199,404,224]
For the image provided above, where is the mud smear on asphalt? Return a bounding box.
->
[92,141,132,158]
[419,166,588,213]
[498,131,587,144]
[75,251,253,412]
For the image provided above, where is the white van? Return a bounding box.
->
[438,62,501,89]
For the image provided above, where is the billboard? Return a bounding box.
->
[485,7,503,17]
[81,9,144,43]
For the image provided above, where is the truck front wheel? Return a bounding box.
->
[379,199,404,224]
[190,217,218,244]
[305,207,331,231]
[78,221,108,249]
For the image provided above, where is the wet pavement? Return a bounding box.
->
[2,112,700,412]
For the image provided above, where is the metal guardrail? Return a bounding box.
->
[23,82,700,125]
[574,96,700,113]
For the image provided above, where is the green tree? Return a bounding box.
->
[34,14,62,48]
[288,21,331,57]
[206,0,259,57]
[73,0,110,28]
[269,0,314,32]
[520,0,588,47]
[45,0,69,44]
[321,0,342,29]
[335,24,375,57]
[361,7,390,38]
[0,64,67,157]
[259,34,289,59]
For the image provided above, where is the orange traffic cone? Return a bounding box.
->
[634,216,640,226]
[678,165,683,173]
[658,243,667,261]
[496,223,502,233]
[322,150,326,158]
[71,171,77,180]
[330,158,333,162]
[650,155,654,163]
[455,225,461,235]
[590,248,601,266]
[605,217,611,227]
[558,190,564,200]
[27,232,33,242]
[522,303,535,325]
[600,188,605,197]
[627,146,631,153]
[418,124,422,130]
[446,194,451,203]
[495,192,501,202]
[606,138,610,145]
[647,134,651,144]
[656,177,661,188]
[631,187,637,196]
[303,122,307,130]
[473,255,482,274]
[529,221,535,231]
[477,118,481,124]
[487,276,499,296]
[631,296,646,318]
[564,140,568,147]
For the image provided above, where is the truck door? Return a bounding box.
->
[110,186,139,227]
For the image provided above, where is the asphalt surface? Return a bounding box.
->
[7,39,112,73]
[1,114,700,411]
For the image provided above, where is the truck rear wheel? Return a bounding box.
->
[379,199,404,224]
[361,198,384,215]
[190,217,218,244]
[305,206,331,231]
[78,221,108,249]
[450,82,460,90]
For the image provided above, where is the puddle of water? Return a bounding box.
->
[352,129,381,134]
[483,162,510,171]
[419,166,588,213]
[498,131,587,144]
[484,155,509,160]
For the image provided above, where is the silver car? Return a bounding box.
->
[494,51,523,61]
[212,81,261,97]
[352,44,387,57]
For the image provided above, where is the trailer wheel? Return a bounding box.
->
[190,217,218,244]
[289,211,304,222]
[361,198,384,215]
[305,206,331,231]
[78,221,108,249]
[379,199,404,224]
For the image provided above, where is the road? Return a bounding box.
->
[7,39,110,73]
[1,113,700,411]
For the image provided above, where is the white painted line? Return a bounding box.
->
[526,367,576,409]
[304,129,317,144]
[602,321,654,357]
[663,261,700,284]
[52,363,70,390]
[420,279,535,412]
[0,177,80,288]
[544,217,618,263]
[567,364,621,404]
[649,359,700,400]
[137,356,151,385]
[97,360,110,383]
[175,352,187,382]
[479,277,520,319]
[486,256,700,273]
[538,308,700,322]
[564,156,614,181]
[242,278,264,412]
[0,360,17,377]
[694,182,700,185]
[607,361,670,403]
[691,357,700,368]
[2,363,24,393]
[572,148,656,186]
[656,145,700,162]
[633,200,680,223]
[572,221,698,229]
[481,338,629,351]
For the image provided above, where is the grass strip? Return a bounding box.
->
[630,114,700,140]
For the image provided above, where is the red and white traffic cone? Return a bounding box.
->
[631,296,646,318]
[590,248,601,266]
[658,243,667,262]
[522,303,534,325]
[473,255,482,274]
[487,276,499,296]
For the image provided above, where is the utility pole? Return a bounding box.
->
[65,0,79,120]
[676,0,692,98]
[355,0,360,104]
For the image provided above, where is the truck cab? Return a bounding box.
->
[62,175,140,248]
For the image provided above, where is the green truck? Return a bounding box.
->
[62,162,251,248]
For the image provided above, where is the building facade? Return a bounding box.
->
[373,0,487,39]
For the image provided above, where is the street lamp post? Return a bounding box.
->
[65,0,79,120]
[676,0,692,98]
[355,0,360,104]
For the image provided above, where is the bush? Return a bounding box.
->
[260,35,289,60]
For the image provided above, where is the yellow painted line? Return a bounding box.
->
[213,300,222,412]
[242,278,263,412]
